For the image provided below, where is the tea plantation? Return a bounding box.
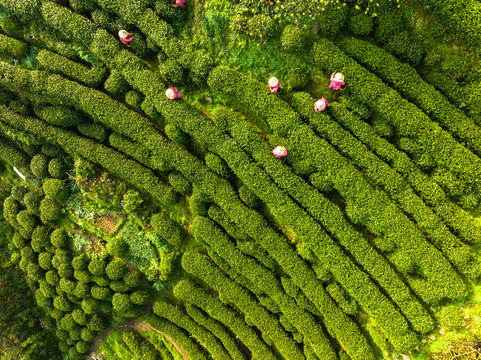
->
[1,0,481,359]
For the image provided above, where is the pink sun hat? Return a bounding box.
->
[273,146,287,158]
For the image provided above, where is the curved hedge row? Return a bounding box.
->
[173,279,278,360]
[0,136,30,168]
[153,298,232,360]
[37,49,106,88]
[291,92,481,279]
[184,304,247,360]
[193,216,338,360]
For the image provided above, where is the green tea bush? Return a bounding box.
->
[130,290,150,306]
[43,178,69,201]
[39,280,55,298]
[81,327,96,342]
[27,262,44,281]
[91,285,112,300]
[106,237,129,257]
[74,270,91,283]
[205,153,230,178]
[72,309,88,326]
[158,59,185,84]
[24,191,43,214]
[281,25,305,53]
[62,313,79,331]
[54,295,73,312]
[76,340,91,354]
[168,171,192,194]
[112,292,133,312]
[0,34,28,57]
[77,123,109,142]
[16,209,38,237]
[40,198,63,223]
[0,140,30,169]
[3,196,21,227]
[238,185,260,208]
[91,9,115,32]
[347,10,373,35]
[287,70,309,90]
[35,105,85,128]
[38,252,54,270]
[9,100,31,116]
[247,14,274,40]
[110,280,131,293]
[60,278,76,294]
[0,16,23,37]
[31,226,51,252]
[104,70,130,96]
[46,269,60,286]
[125,90,143,109]
[165,123,189,145]
[30,154,50,179]
[123,190,143,214]
[438,304,464,330]
[81,297,100,315]
[74,282,90,298]
[48,158,67,179]
[11,185,28,202]
[105,259,127,281]
[124,269,142,288]
[93,275,110,287]
[12,231,27,249]
[50,229,68,248]
[58,263,74,278]
[88,259,106,276]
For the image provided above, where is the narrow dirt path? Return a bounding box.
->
[89,317,187,360]
[134,320,188,360]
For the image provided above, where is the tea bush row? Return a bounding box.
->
[153,298,232,360]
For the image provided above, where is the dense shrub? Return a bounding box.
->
[77,123,109,142]
[112,292,133,312]
[74,270,91,283]
[76,340,91,354]
[31,226,51,252]
[88,259,106,276]
[93,275,110,287]
[105,259,127,281]
[72,254,89,270]
[125,90,143,109]
[122,190,142,214]
[9,100,31,116]
[281,25,305,53]
[88,313,105,331]
[39,279,56,298]
[51,229,68,248]
[46,269,60,286]
[35,105,85,127]
[74,157,95,179]
[0,34,28,57]
[12,231,27,249]
[24,191,43,214]
[287,70,309,90]
[60,278,76,294]
[39,198,63,223]
[3,196,21,227]
[165,123,189,145]
[54,295,73,312]
[247,14,274,40]
[16,209,38,237]
[106,237,129,257]
[91,285,112,300]
[43,178,69,201]
[347,10,373,35]
[38,252,54,270]
[158,59,185,84]
[238,185,260,208]
[438,305,464,330]
[30,154,50,179]
[104,70,130,96]
[27,262,44,281]
[81,327,96,342]
[205,153,230,178]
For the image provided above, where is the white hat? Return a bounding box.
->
[166,88,175,99]
[118,30,128,38]
[334,73,344,82]
[273,146,286,156]
[269,77,279,87]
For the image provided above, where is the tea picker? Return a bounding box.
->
[329,72,345,91]
[314,97,328,112]
[273,146,287,158]
[269,77,280,93]
[174,0,186,7]
[118,30,134,47]
[166,87,182,100]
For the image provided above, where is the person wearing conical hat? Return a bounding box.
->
[272,146,287,158]
[118,30,134,46]
[166,87,181,100]
[174,0,186,7]
[329,72,345,91]
[269,77,280,93]
[314,97,328,112]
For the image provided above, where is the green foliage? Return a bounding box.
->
[43,178,69,201]
[287,70,309,90]
[158,59,185,84]
[31,225,51,252]
[124,269,142,288]
[150,211,183,247]
[165,123,189,145]
[50,229,68,248]
[238,185,260,208]
[130,289,150,305]
[438,304,464,330]
[205,153,230,178]
[91,285,112,300]
[347,10,374,35]
[77,122,109,142]
[24,191,43,214]
[246,14,274,40]
[58,263,74,278]
[112,292,133,312]
[11,185,28,202]
[38,252,54,270]
[105,259,127,281]
[123,190,143,214]
[125,90,144,109]
[281,25,305,53]
[168,171,192,194]
[110,279,131,293]
[74,281,90,298]
[39,198,63,223]
[106,237,129,257]
[12,231,27,249]
[16,209,38,237]
[35,105,85,128]
[0,33,28,57]
[88,259,106,276]
[81,296,100,315]
[104,70,130,96]
[30,154,50,179]
[46,269,60,285]
[72,309,88,326]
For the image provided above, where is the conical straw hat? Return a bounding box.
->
[118,30,128,38]
[269,77,279,87]
[334,73,344,82]
[166,88,175,99]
